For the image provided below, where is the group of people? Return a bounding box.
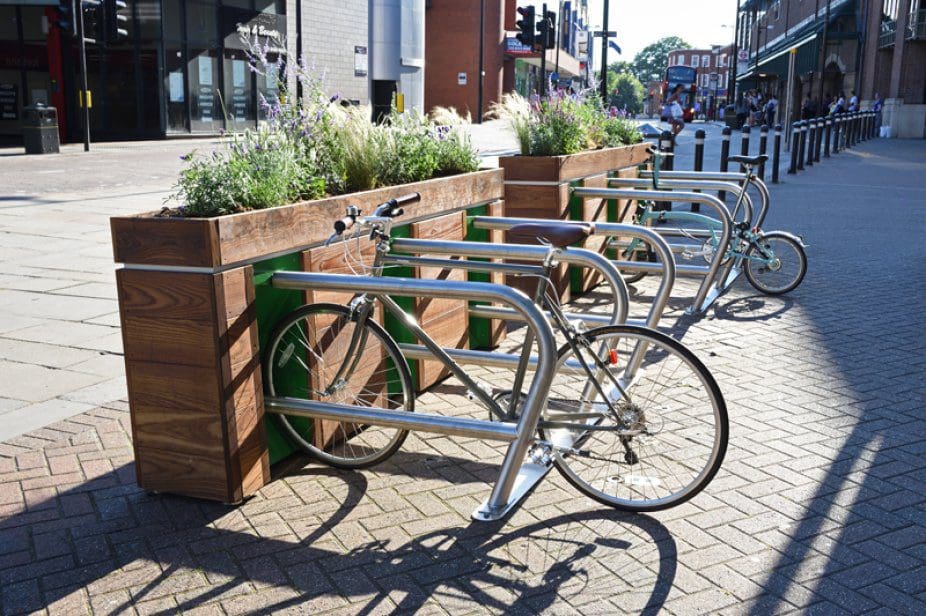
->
[736,90,779,128]
[802,90,872,119]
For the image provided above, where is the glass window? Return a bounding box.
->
[136,0,164,40]
[187,1,218,45]
[702,54,709,68]
[189,49,220,131]
[223,47,254,129]
[0,7,17,41]
[164,0,183,41]
[165,43,187,132]
[692,55,699,68]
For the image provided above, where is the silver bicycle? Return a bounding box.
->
[263,194,728,513]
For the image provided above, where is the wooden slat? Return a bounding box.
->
[303,238,378,306]
[121,315,217,367]
[111,170,504,268]
[214,266,269,502]
[116,269,215,321]
[134,445,234,503]
[499,143,651,183]
[411,212,469,390]
[575,173,609,293]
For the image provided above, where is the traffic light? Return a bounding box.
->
[82,0,103,41]
[515,6,535,48]
[542,10,556,50]
[103,0,129,41]
[56,0,77,36]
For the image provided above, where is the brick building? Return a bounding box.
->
[735,0,925,137]
[666,45,735,118]
[424,0,589,120]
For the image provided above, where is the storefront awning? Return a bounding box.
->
[737,31,819,81]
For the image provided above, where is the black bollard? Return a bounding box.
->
[772,124,782,183]
[797,121,806,171]
[719,126,731,200]
[692,129,705,212]
[655,130,674,211]
[787,122,800,175]
[758,125,769,181]
[832,115,841,154]
[806,120,815,167]
[814,118,823,162]
[824,117,832,157]
[739,125,751,173]
[845,114,853,149]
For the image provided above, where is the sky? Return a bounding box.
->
[533,0,740,70]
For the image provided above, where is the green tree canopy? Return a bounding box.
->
[606,71,645,114]
[629,36,692,83]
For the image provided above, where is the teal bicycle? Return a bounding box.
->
[619,153,808,296]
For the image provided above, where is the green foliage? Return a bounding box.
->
[606,72,646,115]
[490,92,642,157]
[629,36,692,83]
[169,40,479,218]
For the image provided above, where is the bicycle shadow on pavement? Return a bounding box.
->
[0,449,678,614]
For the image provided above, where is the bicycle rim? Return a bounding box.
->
[264,303,414,468]
[545,325,727,512]
[744,232,807,295]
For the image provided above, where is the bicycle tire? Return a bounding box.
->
[263,302,414,469]
[743,231,807,295]
[618,244,655,285]
[542,325,727,512]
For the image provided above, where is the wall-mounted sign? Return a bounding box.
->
[457,72,467,86]
[354,46,368,77]
[0,83,18,120]
[505,36,539,57]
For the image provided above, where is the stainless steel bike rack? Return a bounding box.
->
[264,272,557,522]
[638,170,772,228]
[570,187,734,315]
[608,177,756,226]
[469,217,676,330]
[387,238,629,333]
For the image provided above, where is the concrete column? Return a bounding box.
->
[888,0,912,99]
[859,0,883,101]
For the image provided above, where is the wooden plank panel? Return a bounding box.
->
[214,266,269,501]
[303,238,378,307]
[116,269,215,321]
[112,170,503,268]
[575,174,610,293]
[484,200,507,347]
[499,143,650,183]
[411,213,469,390]
[111,217,220,268]
[121,315,217,368]
[502,183,570,220]
[135,445,233,503]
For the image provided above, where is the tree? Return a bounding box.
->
[629,36,692,84]
[606,72,645,114]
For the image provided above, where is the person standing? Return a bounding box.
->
[848,90,859,112]
[666,84,685,136]
[764,94,778,127]
[873,92,884,132]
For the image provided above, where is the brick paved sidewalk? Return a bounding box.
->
[2,139,925,614]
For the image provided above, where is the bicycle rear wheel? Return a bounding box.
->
[264,303,414,469]
[743,231,807,295]
[543,325,727,512]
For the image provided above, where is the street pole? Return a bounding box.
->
[555,0,563,83]
[540,3,548,97]
[731,0,740,106]
[77,2,90,152]
[599,0,609,103]
[477,0,484,122]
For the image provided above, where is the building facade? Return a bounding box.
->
[423,0,588,120]
[735,0,925,137]
[667,44,735,117]
[0,0,376,145]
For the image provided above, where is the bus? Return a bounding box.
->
[662,65,698,123]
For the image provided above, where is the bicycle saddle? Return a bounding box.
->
[508,222,592,248]
[727,154,768,167]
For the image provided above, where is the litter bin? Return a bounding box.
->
[22,103,60,154]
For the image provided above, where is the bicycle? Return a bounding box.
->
[263,194,728,513]
[619,152,807,296]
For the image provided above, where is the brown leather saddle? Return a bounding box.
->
[507,222,593,248]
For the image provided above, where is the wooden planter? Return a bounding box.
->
[499,143,651,300]
[111,169,504,503]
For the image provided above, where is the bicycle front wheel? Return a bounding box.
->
[263,303,414,469]
[543,325,727,512]
[743,231,807,295]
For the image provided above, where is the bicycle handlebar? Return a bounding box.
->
[327,193,421,244]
